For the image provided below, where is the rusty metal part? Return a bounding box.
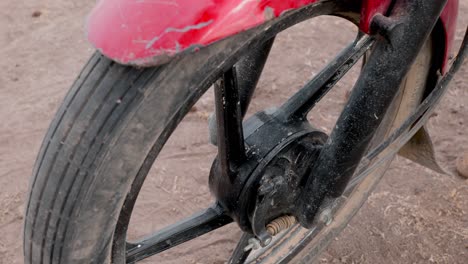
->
[398,127,446,174]
[243,215,297,252]
[392,37,446,175]
[266,215,297,236]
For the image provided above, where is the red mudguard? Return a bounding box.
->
[87,0,458,71]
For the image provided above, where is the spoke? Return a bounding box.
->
[214,68,247,181]
[235,37,275,116]
[278,34,374,121]
[126,205,232,263]
[215,38,274,181]
[209,38,275,146]
[213,38,275,179]
[228,233,254,264]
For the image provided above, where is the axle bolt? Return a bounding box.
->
[244,237,261,252]
[258,181,274,195]
[244,234,273,252]
[318,208,333,226]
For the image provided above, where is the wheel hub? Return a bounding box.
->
[209,109,327,238]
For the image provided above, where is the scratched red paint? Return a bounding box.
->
[87,0,321,65]
[440,0,459,73]
[359,0,392,33]
[87,0,458,69]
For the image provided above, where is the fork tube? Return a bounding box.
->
[298,0,448,228]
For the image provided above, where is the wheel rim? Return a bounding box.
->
[109,1,432,263]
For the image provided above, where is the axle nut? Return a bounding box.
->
[318,208,333,226]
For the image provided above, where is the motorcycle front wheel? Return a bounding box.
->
[24,1,437,263]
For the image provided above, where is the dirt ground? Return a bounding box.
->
[1,1,467,263]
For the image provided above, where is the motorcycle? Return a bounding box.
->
[23,0,466,263]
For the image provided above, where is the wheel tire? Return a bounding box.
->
[23,53,160,264]
[23,20,275,262]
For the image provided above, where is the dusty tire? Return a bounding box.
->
[23,53,163,263]
[23,16,281,262]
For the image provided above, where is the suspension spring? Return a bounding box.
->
[266,215,297,236]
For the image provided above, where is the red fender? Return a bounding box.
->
[87,0,458,71]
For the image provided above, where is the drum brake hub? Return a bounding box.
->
[209,109,327,243]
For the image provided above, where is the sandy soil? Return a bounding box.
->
[1,1,467,263]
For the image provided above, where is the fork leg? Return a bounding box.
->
[298,0,448,228]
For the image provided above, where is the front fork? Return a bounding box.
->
[298,0,448,227]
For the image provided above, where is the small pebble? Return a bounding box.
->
[456,151,468,178]
[189,105,198,113]
[344,89,352,101]
[32,11,42,18]
[17,204,25,219]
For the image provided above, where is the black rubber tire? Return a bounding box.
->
[23,53,161,264]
